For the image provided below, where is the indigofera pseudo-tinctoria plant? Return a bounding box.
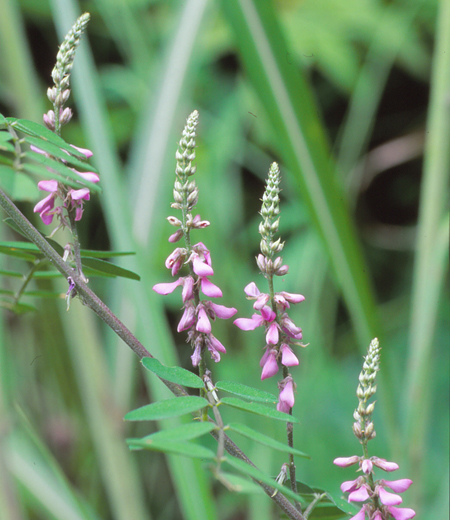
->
[234,162,306,414]
[334,339,415,520]
[153,110,237,372]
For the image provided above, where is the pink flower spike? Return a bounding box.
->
[378,487,402,506]
[387,506,416,520]
[192,255,214,277]
[348,485,370,503]
[381,479,413,493]
[153,279,183,295]
[361,459,373,474]
[196,306,211,334]
[70,145,93,158]
[234,314,264,331]
[333,456,360,468]
[372,458,399,472]
[200,277,223,298]
[261,350,279,380]
[266,322,279,345]
[280,344,299,366]
[209,302,237,319]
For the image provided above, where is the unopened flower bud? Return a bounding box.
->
[43,110,56,130]
[173,190,183,203]
[364,422,374,438]
[47,87,57,102]
[167,216,182,227]
[60,107,73,125]
[366,402,376,415]
[353,422,363,438]
[275,264,289,276]
[256,254,266,272]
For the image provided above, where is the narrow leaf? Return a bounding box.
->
[216,472,263,494]
[23,152,101,193]
[134,422,216,444]
[9,118,87,158]
[0,130,12,142]
[141,357,204,389]
[227,423,308,458]
[220,397,300,423]
[216,381,277,403]
[0,241,41,260]
[124,396,208,421]
[24,135,98,172]
[126,438,215,459]
[81,257,140,281]
[79,249,135,258]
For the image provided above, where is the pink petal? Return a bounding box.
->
[378,487,402,506]
[169,230,183,243]
[192,256,214,276]
[34,193,55,214]
[279,380,295,408]
[200,277,222,298]
[244,282,260,298]
[341,479,359,493]
[361,459,373,474]
[279,291,305,304]
[181,276,194,302]
[75,206,84,221]
[348,486,370,502]
[209,302,237,319]
[372,458,399,472]
[276,400,291,413]
[266,322,279,344]
[70,188,90,201]
[382,479,413,493]
[210,335,226,353]
[76,171,100,183]
[196,307,211,334]
[333,456,360,468]
[153,279,183,295]
[260,305,276,322]
[349,508,367,520]
[387,506,416,520]
[234,314,263,331]
[70,145,93,158]
[177,305,196,332]
[280,344,299,366]
[191,344,202,367]
[261,351,279,380]
[37,180,58,192]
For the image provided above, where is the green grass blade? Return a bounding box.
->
[220,0,378,347]
[404,0,450,499]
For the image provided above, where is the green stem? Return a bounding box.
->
[13,259,42,305]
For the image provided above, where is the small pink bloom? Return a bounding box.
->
[348,485,370,502]
[244,282,260,298]
[165,248,186,276]
[191,344,202,367]
[169,229,183,243]
[387,506,416,520]
[209,335,226,353]
[340,478,361,493]
[378,487,402,506]
[196,305,211,334]
[70,188,90,201]
[70,145,93,158]
[261,350,279,380]
[277,378,295,410]
[381,479,413,493]
[373,512,383,520]
[200,277,222,298]
[280,344,299,366]
[333,456,360,468]
[75,170,100,183]
[266,322,279,344]
[260,305,276,322]
[177,303,196,332]
[361,459,373,474]
[181,276,194,302]
[153,279,183,295]
[372,458,399,472]
[209,302,237,319]
[193,255,214,276]
[234,314,264,331]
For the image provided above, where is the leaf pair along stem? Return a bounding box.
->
[0,187,306,520]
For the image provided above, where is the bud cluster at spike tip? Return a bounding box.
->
[333,339,415,520]
[234,163,306,413]
[153,111,237,366]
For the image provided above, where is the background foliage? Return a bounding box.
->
[0,0,448,519]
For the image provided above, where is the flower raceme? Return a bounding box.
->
[153,241,237,366]
[32,144,99,225]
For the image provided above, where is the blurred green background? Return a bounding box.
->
[0,0,448,519]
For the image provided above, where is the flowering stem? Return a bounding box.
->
[0,187,306,520]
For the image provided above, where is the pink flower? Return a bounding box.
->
[277,377,295,412]
[234,305,279,345]
[361,459,373,474]
[333,456,360,467]
[280,343,299,366]
[260,349,279,380]
[348,485,370,503]
[378,486,402,506]
[387,506,416,519]
[372,458,399,472]
[34,180,58,224]
[381,480,413,493]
